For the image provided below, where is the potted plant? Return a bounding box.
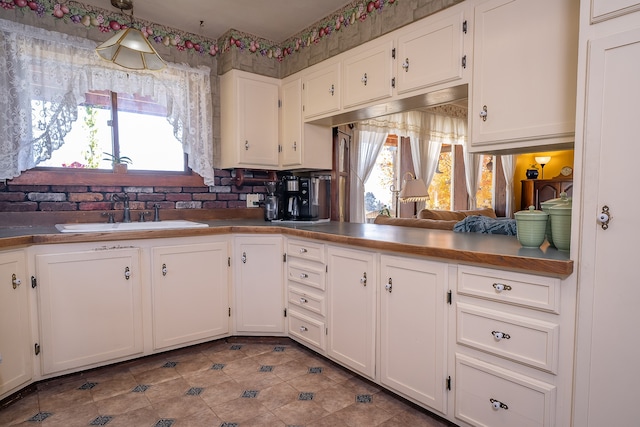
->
[103,152,132,174]
[526,164,539,179]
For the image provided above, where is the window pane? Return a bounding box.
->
[39,105,112,169]
[427,150,452,210]
[365,144,397,219]
[476,155,494,208]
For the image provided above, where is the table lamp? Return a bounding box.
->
[399,172,430,217]
[535,156,551,179]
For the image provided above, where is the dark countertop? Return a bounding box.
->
[0,219,573,278]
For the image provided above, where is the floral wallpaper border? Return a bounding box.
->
[0,0,399,61]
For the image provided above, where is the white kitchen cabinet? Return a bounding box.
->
[280,77,333,170]
[470,0,579,152]
[572,21,640,427]
[591,0,640,22]
[220,69,280,169]
[395,6,466,95]
[326,246,376,379]
[379,255,448,413]
[302,61,341,119]
[35,246,143,375]
[342,39,394,109]
[0,250,31,398]
[151,241,229,350]
[233,235,284,334]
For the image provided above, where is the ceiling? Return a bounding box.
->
[80,0,353,42]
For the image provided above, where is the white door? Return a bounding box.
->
[0,250,31,396]
[327,246,376,379]
[151,242,229,350]
[573,28,640,427]
[379,255,447,412]
[234,236,284,333]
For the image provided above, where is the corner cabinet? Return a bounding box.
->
[0,250,31,398]
[379,255,448,414]
[470,0,579,152]
[326,246,376,379]
[151,241,229,350]
[35,246,143,375]
[220,70,280,169]
[233,235,285,334]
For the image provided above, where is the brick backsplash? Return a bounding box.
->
[0,169,267,213]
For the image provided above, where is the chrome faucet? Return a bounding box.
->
[112,193,131,223]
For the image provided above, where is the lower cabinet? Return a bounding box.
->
[233,235,285,334]
[379,255,448,413]
[35,246,143,375]
[151,241,229,350]
[0,250,31,398]
[326,246,376,379]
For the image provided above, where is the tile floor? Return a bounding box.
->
[0,337,453,427]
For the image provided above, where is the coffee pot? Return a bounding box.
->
[287,195,300,219]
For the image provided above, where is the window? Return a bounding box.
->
[364,136,398,219]
[38,91,186,172]
[427,146,453,210]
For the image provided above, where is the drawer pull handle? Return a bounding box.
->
[490,398,508,410]
[491,330,511,340]
[300,273,309,279]
[300,297,308,304]
[299,248,308,253]
[299,326,308,332]
[492,283,512,292]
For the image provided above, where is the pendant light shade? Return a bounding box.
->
[96,27,165,70]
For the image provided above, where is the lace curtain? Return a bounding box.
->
[0,18,216,185]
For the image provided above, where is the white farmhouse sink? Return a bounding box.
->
[55,220,208,233]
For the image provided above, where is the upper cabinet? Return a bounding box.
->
[220,70,280,169]
[302,62,341,119]
[395,7,466,95]
[590,0,640,23]
[470,0,579,153]
[342,39,394,109]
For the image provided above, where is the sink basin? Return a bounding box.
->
[55,220,208,233]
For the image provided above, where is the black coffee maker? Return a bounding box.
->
[282,176,301,220]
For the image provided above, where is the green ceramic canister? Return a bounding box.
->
[548,199,572,251]
[514,206,549,248]
[540,192,570,247]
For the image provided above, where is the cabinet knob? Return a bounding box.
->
[241,252,247,264]
[329,84,334,96]
[479,105,488,121]
[161,263,167,276]
[300,297,308,304]
[245,140,250,150]
[492,283,512,292]
[299,326,308,332]
[299,248,307,253]
[299,273,308,279]
[385,277,392,293]
[11,273,21,289]
[124,266,131,280]
[490,398,508,410]
[360,272,367,286]
[293,141,297,151]
[491,330,511,341]
[402,58,409,72]
[598,205,611,230]
[361,73,368,86]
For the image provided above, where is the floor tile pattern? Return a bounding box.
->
[0,338,453,426]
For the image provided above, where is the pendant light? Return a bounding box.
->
[95,0,165,71]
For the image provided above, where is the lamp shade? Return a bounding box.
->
[399,172,430,202]
[96,27,165,71]
[535,156,551,165]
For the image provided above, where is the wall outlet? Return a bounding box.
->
[246,194,260,208]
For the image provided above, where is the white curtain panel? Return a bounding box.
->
[463,148,483,209]
[349,125,388,223]
[0,18,216,185]
[500,154,516,217]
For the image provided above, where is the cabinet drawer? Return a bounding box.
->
[288,262,325,290]
[288,310,325,350]
[457,266,560,313]
[455,354,556,427]
[287,239,325,263]
[457,303,559,373]
[288,286,325,317]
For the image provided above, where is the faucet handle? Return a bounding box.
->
[139,211,150,222]
[102,212,115,223]
[153,204,161,222]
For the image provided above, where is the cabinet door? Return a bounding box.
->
[573,28,640,427]
[234,236,284,333]
[342,40,393,108]
[302,62,340,119]
[0,250,31,397]
[151,242,229,350]
[380,255,447,412]
[327,246,376,378]
[471,0,579,151]
[591,0,640,22]
[395,9,465,94]
[238,75,280,166]
[36,248,142,375]
[281,79,303,167]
